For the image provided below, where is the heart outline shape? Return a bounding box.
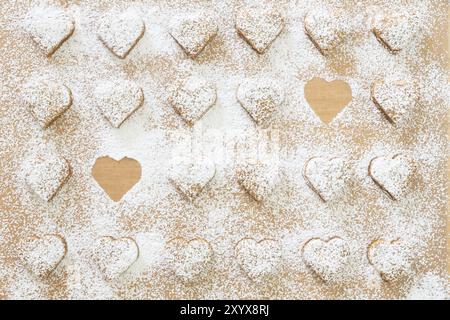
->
[94,80,144,128]
[367,238,414,282]
[237,161,279,202]
[21,234,67,278]
[304,9,342,55]
[92,156,141,202]
[234,237,282,281]
[302,156,349,202]
[23,6,75,57]
[168,155,216,201]
[372,12,412,54]
[235,7,284,54]
[237,77,285,126]
[304,77,352,124]
[169,76,217,126]
[371,79,417,125]
[302,236,350,283]
[368,154,415,201]
[92,236,139,280]
[98,10,145,59]
[25,152,71,202]
[169,15,218,58]
[165,237,214,283]
[23,79,73,128]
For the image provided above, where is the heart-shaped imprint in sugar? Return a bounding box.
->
[92,236,139,280]
[169,76,217,126]
[304,77,352,124]
[237,161,279,202]
[235,238,282,281]
[304,8,343,55]
[303,157,350,202]
[23,78,73,129]
[166,237,214,283]
[92,156,141,202]
[24,152,71,201]
[168,156,216,201]
[302,237,350,283]
[23,6,75,56]
[169,14,218,58]
[237,77,285,126]
[369,154,415,201]
[94,80,144,128]
[371,79,417,125]
[235,6,284,54]
[21,234,67,278]
[367,238,414,282]
[372,12,413,53]
[98,10,145,59]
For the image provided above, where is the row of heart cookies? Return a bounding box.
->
[23,5,412,59]
[171,154,416,203]
[20,234,138,280]
[21,233,416,284]
[23,145,416,204]
[23,74,418,130]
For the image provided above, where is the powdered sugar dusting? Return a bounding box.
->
[165,237,214,283]
[235,238,282,281]
[369,154,415,201]
[304,7,343,55]
[302,237,351,283]
[20,234,67,278]
[303,157,350,202]
[0,0,447,300]
[92,236,139,280]
[94,79,144,128]
[22,5,74,56]
[237,77,285,125]
[22,150,71,202]
[98,8,145,59]
[169,75,217,125]
[22,77,73,128]
[368,238,415,282]
[371,76,417,124]
[169,13,218,58]
[235,6,284,54]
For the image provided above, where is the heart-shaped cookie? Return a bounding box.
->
[235,238,282,281]
[23,6,75,56]
[168,156,216,201]
[235,7,284,54]
[371,79,417,124]
[367,238,414,282]
[372,12,412,53]
[94,80,144,128]
[24,152,71,201]
[23,79,72,128]
[304,9,342,55]
[92,156,141,202]
[21,234,67,278]
[304,77,352,124]
[166,237,214,283]
[302,237,350,283]
[169,76,217,125]
[92,236,139,280]
[303,157,349,202]
[369,154,415,200]
[237,161,279,202]
[98,10,145,59]
[170,14,218,58]
[237,78,285,125]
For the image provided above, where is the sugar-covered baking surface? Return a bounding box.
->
[0,0,448,299]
